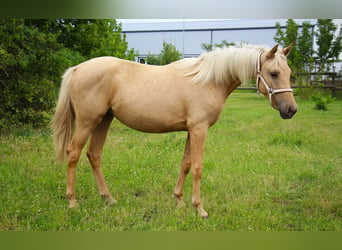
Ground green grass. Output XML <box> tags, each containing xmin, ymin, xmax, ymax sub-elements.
<box><xmin>0</xmin><ymin>92</ymin><xmax>341</xmax><ymax>231</ymax></box>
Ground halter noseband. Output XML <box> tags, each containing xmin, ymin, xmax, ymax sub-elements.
<box><xmin>256</xmin><ymin>51</ymin><xmax>293</xmax><ymax>105</ymax></box>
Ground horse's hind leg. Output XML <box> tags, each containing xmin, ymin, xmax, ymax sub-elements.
<box><xmin>174</xmin><ymin>133</ymin><xmax>191</xmax><ymax>208</ymax></box>
<box><xmin>87</xmin><ymin>111</ymin><xmax>116</xmax><ymax>206</ymax></box>
<box><xmin>66</xmin><ymin>122</ymin><xmax>94</xmax><ymax>208</ymax></box>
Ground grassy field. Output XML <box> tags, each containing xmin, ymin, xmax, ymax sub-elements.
<box><xmin>0</xmin><ymin>92</ymin><xmax>341</xmax><ymax>231</ymax></box>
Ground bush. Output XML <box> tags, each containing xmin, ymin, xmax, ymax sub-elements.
<box><xmin>1</xmin><ymin>19</ymin><xmax>135</xmax><ymax>130</ymax></box>
<box><xmin>146</xmin><ymin>42</ymin><xmax>182</xmax><ymax>65</ymax></box>
<box><xmin>310</xmin><ymin>93</ymin><xmax>334</xmax><ymax>111</ymax></box>
<box><xmin>0</xmin><ymin>19</ymin><xmax>85</xmax><ymax>130</ymax></box>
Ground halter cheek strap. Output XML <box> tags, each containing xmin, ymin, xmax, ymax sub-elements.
<box><xmin>256</xmin><ymin>51</ymin><xmax>293</xmax><ymax>105</ymax></box>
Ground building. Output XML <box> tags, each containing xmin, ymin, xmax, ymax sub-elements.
<box><xmin>119</xmin><ymin>19</ymin><xmax>315</xmax><ymax>63</ymax></box>
<box><xmin>119</xmin><ymin>19</ymin><xmax>342</xmax><ymax>91</ymax></box>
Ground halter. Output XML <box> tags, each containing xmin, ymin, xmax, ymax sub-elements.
<box><xmin>256</xmin><ymin>51</ymin><xmax>293</xmax><ymax>105</ymax></box>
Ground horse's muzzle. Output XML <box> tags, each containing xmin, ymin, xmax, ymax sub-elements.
<box><xmin>279</xmin><ymin>105</ymin><xmax>297</xmax><ymax>119</ymax></box>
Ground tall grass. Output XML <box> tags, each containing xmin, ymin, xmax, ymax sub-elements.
<box><xmin>0</xmin><ymin>92</ymin><xmax>341</xmax><ymax>231</ymax></box>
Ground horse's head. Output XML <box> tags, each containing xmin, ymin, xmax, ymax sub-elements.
<box><xmin>257</xmin><ymin>44</ymin><xmax>297</xmax><ymax>119</ymax></box>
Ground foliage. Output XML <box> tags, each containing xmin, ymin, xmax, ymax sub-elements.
<box><xmin>25</xmin><ymin>19</ymin><xmax>136</xmax><ymax>61</ymax></box>
<box><xmin>201</xmin><ymin>41</ymin><xmax>252</xmax><ymax>52</ymax></box>
<box><xmin>0</xmin><ymin>19</ymin><xmax>136</xmax><ymax>130</ymax></box>
<box><xmin>0</xmin><ymin>19</ymin><xmax>83</xmax><ymax>128</ymax></box>
<box><xmin>293</xmin><ymin>85</ymin><xmax>316</xmax><ymax>100</ymax></box>
<box><xmin>274</xmin><ymin>19</ymin><xmax>298</xmax><ymax>47</ymax></box>
<box><xmin>201</xmin><ymin>40</ymin><xmax>236</xmax><ymax>52</ymax></box>
<box><xmin>145</xmin><ymin>53</ymin><xmax>162</xmax><ymax>65</ymax></box>
<box><xmin>274</xmin><ymin>19</ymin><xmax>341</xmax><ymax>81</ymax></box>
<box><xmin>315</xmin><ymin>19</ymin><xmax>342</xmax><ymax>73</ymax></box>
<box><xmin>310</xmin><ymin>92</ymin><xmax>334</xmax><ymax>111</ymax></box>
<box><xmin>274</xmin><ymin>19</ymin><xmax>313</xmax><ymax>78</ymax></box>
<box><xmin>146</xmin><ymin>42</ymin><xmax>182</xmax><ymax>65</ymax></box>
<box><xmin>298</xmin><ymin>21</ymin><xmax>315</xmax><ymax>73</ymax></box>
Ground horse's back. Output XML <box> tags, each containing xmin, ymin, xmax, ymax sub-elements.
<box><xmin>72</xmin><ymin>56</ymin><xmax>129</xmax><ymax>82</ymax></box>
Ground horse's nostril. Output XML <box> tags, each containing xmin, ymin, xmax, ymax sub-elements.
<box><xmin>280</xmin><ymin>105</ymin><xmax>297</xmax><ymax>119</ymax></box>
<box><xmin>289</xmin><ymin>106</ymin><xmax>297</xmax><ymax>117</ymax></box>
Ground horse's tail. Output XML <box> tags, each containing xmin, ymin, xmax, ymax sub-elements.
<box><xmin>51</xmin><ymin>67</ymin><xmax>76</xmax><ymax>163</ymax></box>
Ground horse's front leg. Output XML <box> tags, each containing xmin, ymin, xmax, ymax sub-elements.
<box><xmin>174</xmin><ymin>133</ymin><xmax>191</xmax><ymax>208</ymax></box>
<box><xmin>189</xmin><ymin>124</ymin><xmax>209</xmax><ymax>218</ymax></box>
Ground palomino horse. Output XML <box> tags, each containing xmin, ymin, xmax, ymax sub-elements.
<box><xmin>51</xmin><ymin>44</ymin><xmax>297</xmax><ymax>218</ymax></box>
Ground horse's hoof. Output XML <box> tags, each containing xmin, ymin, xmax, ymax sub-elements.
<box><xmin>106</xmin><ymin>197</ymin><xmax>117</xmax><ymax>206</ymax></box>
<box><xmin>198</xmin><ymin>208</ymin><xmax>209</xmax><ymax>219</ymax></box>
<box><xmin>176</xmin><ymin>200</ymin><xmax>186</xmax><ymax>209</ymax></box>
<box><xmin>201</xmin><ymin>213</ymin><xmax>209</xmax><ymax>219</ymax></box>
<box><xmin>69</xmin><ymin>199</ymin><xmax>78</xmax><ymax>208</ymax></box>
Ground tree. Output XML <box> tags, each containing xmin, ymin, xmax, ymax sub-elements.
<box><xmin>146</xmin><ymin>42</ymin><xmax>182</xmax><ymax>65</ymax></box>
<box><xmin>201</xmin><ymin>40</ymin><xmax>236</xmax><ymax>52</ymax></box>
<box><xmin>0</xmin><ymin>19</ymin><xmax>136</xmax><ymax>129</ymax></box>
<box><xmin>25</xmin><ymin>19</ymin><xmax>136</xmax><ymax>60</ymax></box>
<box><xmin>315</xmin><ymin>19</ymin><xmax>342</xmax><ymax>73</ymax></box>
<box><xmin>274</xmin><ymin>19</ymin><xmax>304</xmax><ymax>78</ymax></box>
<box><xmin>274</xmin><ymin>19</ymin><xmax>341</xmax><ymax>77</ymax></box>
<box><xmin>274</xmin><ymin>19</ymin><xmax>298</xmax><ymax>48</ymax></box>
<box><xmin>298</xmin><ymin>21</ymin><xmax>314</xmax><ymax>73</ymax></box>
<box><xmin>0</xmin><ymin>19</ymin><xmax>83</xmax><ymax>128</ymax></box>
<box><xmin>145</xmin><ymin>53</ymin><xmax>162</xmax><ymax>65</ymax></box>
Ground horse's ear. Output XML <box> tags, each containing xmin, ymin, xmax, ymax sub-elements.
<box><xmin>267</xmin><ymin>44</ymin><xmax>279</xmax><ymax>59</ymax></box>
<box><xmin>283</xmin><ymin>42</ymin><xmax>294</xmax><ymax>57</ymax></box>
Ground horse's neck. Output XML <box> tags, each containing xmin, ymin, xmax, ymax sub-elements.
<box><xmin>225</xmin><ymin>79</ymin><xmax>243</xmax><ymax>98</ymax></box>
<box><xmin>210</xmin><ymin>79</ymin><xmax>241</xmax><ymax>103</ymax></box>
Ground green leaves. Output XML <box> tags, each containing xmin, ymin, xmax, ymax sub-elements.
<box><xmin>201</xmin><ymin>40</ymin><xmax>236</xmax><ymax>52</ymax></box>
<box><xmin>146</xmin><ymin>42</ymin><xmax>182</xmax><ymax>65</ymax></box>
<box><xmin>274</xmin><ymin>19</ymin><xmax>311</xmax><ymax>77</ymax></box>
<box><xmin>274</xmin><ymin>19</ymin><xmax>342</xmax><ymax>78</ymax></box>
<box><xmin>316</xmin><ymin>19</ymin><xmax>342</xmax><ymax>72</ymax></box>
<box><xmin>311</xmin><ymin>93</ymin><xmax>335</xmax><ymax>111</ymax></box>
<box><xmin>0</xmin><ymin>20</ymin><xmax>59</xmax><ymax>128</ymax></box>
<box><xmin>51</xmin><ymin>19</ymin><xmax>137</xmax><ymax>60</ymax></box>
<box><xmin>0</xmin><ymin>19</ymin><xmax>136</xmax><ymax>129</ymax></box>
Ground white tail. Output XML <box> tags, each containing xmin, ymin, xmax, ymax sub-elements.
<box><xmin>51</xmin><ymin>67</ymin><xmax>76</xmax><ymax>162</ymax></box>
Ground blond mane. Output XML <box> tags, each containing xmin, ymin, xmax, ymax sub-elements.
<box><xmin>172</xmin><ymin>45</ymin><xmax>269</xmax><ymax>86</ymax></box>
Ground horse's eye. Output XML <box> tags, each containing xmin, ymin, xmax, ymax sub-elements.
<box><xmin>270</xmin><ymin>72</ymin><xmax>279</xmax><ymax>78</ymax></box>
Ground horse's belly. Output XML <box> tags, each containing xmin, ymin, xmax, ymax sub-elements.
<box><xmin>112</xmin><ymin>105</ymin><xmax>188</xmax><ymax>133</ymax></box>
